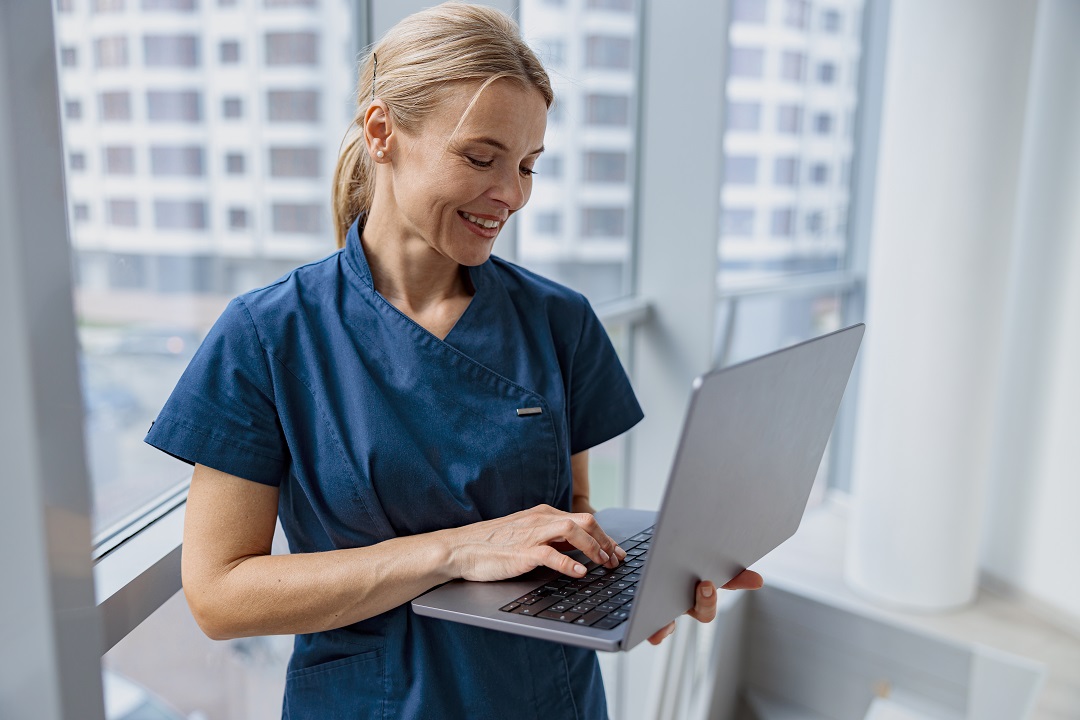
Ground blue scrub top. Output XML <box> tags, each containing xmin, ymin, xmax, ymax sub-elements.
<box><xmin>146</xmin><ymin>216</ymin><xmax>644</xmax><ymax>719</ymax></box>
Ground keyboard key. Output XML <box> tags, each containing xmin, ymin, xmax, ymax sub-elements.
<box><xmin>511</xmin><ymin>597</ymin><xmax>560</xmax><ymax>615</ymax></box>
<box><xmin>549</xmin><ymin>602</ymin><xmax>573</xmax><ymax>613</ymax></box>
<box><xmin>594</xmin><ymin>616</ymin><xmax>626</xmax><ymax>630</ymax></box>
<box><xmin>500</xmin><ymin>602</ymin><xmax>521</xmax><ymax>612</ymax></box>
<box><xmin>625</xmin><ymin>574</ymin><xmax>642</xmax><ymax>582</ymax></box>
<box><xmin>575</xmin><ymin>609</ymin><xmax>612</xmax><ymax>626</ymax></box>
<box><xmin>582</xmin><ymin>596</ymin><xmax>605</xmax><ymax>605</ymax></box>
<box><xmin>569</xmin><ymin>604</ymin><xmax>592</xmax><ymax>614</ymax></box>
<box><xmin>537</xmin><ymin>610</ymin><xmax>583</xmax><ymax>623</ymax></box>
<box><xmin>610</xmin><ymin>609</ymin><xmax>631</xmax><ymax>620</ymax></box>
<box><xmin>611</xmin><ymin>580</ymin><xmax>633</xmax><ymax>590</ymax></box>
<box><xmin>612</xmin><ymin>566</ymin><xmax>634</xmax><ymax>576</ymax></box>
<box><xmin>596</xmin><ymin>602</ymin><xmax>620</xmax><ymax>613</ymax></box>
<box><xmin>630</xmin><ymin>533</ymin><xmax>650</xmax><ymax>542</ymax></box>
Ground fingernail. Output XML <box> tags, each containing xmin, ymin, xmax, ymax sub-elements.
<box><xmin>701</xmin><ymin>585</ymin><xmax>713</xmax><ymax>598</ymax></box>
<box><xmin>615</xmin><ymin>546</ymin><xmax>626</xmax><ymax>559</ymax></box>
<box><xmin>574</xmin><ymin>564</ymin><xmax>586</xmax><ymax>575</ymax></box>
<box><xmin>600</xmin><ymin>550</ymin><xmax>610</xmax><ymax>563</ymax></box>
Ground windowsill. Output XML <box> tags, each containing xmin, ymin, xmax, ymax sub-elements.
<box><xmin>758</xmin><ymin>495</ymin><xmax>1080</xmax><ymax>719</ymax></box>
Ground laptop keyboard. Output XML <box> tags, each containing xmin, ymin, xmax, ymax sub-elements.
<box><xmin>498</xmin><ymin>526</ymin><xmax>653</xmax><ymax>631</ymax></box>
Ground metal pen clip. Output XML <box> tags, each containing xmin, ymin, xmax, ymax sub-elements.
<box><xmin>516</xmin><ymin>407</ymin><xmax>542</xmax><ymax>417</ymax></box>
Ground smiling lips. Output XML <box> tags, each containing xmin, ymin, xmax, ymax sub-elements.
<box><xmin>460</xmin><ymin>211</ymin><xmax>502</xmax><ymax>230</ymax></box>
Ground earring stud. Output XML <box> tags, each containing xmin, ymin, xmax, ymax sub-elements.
<box><xmin>376</xmin><ymin>150</ymin><xmax>384</xmax><ymax>159</ymax></box>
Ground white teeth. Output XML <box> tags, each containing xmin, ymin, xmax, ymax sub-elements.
<box><xmin>463</xmin><ymin>212</ymin><xmax>500</xmax><ymax>229</ymax></box>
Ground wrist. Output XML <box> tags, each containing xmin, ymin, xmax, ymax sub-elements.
<box><xmin>430</xmin><ymin>527</ymin><xmax>461</xmax><ymax>582</ymax></box>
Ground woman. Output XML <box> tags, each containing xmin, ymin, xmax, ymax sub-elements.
<box><xmin>146</xmin><ymin>4</ymin><xmax>761</xmax><ymax>718</ymax></box>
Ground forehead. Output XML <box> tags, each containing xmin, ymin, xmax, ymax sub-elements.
<box><xmin>430</xmin><ymin>79</ymin><xmax>548</xmax><ymax>151</ymax></box>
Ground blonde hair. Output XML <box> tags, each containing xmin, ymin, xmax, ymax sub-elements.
<box><xmin>332</xmin><ymin>3</ymin><xmax>554</xmax><ymax>248</ymax></box>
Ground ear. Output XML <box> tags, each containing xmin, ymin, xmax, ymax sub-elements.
<box><xmin>363</xmin><ymin>100</ymin><xmax>393</xmax><ymax>163</ymax></box>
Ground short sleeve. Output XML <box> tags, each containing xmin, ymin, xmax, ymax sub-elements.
<box><xmin>144</xmin><ymin>297</ymin><xmax>288</xmax><ymax>486</ymax></box>
<box><xmin>568</xmin><ymin>298</ymin><xmax>644</xmax><ymax>454</ymax></box>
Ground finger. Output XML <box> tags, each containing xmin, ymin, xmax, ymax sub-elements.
<box><xmin>543</xmin><ymin>518</ymin><xmax>614</xmax><ymax>567</ymax></box>
<box><xmin>568</xmin><ymin>512</ymin><xmax>623</xmax><ymax>567</ymax></box>
<box><xmin>533</xmin><ymin>544</ymin><xmax>588</xmax><ymax>578</ymax></box>
<box><xmin>647</xmin><ymin>621</ymin><xmax>676</xmax><ymax>645</ymax></box>
<box><xmin>721</xmin><ymin>569</ymin><xmax>763</xmax><ymax>591</ymax></box>
<box><xmin>686</xmin><ymin>582</ymin><xmax>717</xmax><ymax>622</ymax></box>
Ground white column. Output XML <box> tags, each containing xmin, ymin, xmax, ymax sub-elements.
<box><xmin>845</xmin><ymin>0</ymin><xmax>1040</xmax><ymax>609</ymax></box>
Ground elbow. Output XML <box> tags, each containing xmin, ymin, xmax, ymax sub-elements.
<box><xmin>182</xmin><ymin>574</ymin><xmax>244</xmax><ymax>641</ymax></box>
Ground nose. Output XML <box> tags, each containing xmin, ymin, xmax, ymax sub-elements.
<box><xmin>487</xmin><ymin>166</ymin><xmax>529</xmax><ymax>213</ymax></box>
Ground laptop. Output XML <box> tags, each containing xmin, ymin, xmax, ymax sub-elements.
<box><xmin>411</xmin><ymin>323</ymin><xmax>865</xmax><ymax>652</ymax></box>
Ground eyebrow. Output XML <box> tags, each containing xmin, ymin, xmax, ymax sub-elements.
<box><xmin>468</xmin><ymin>137</ymin><xmax>545</xmax><ymax>156</ymax></box>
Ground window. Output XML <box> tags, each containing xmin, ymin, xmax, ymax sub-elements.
<box><xmin>147</xmin><ymin>90</ymin><xmax>201</xmax><ymax>122</ymax></box>
<box><xmin>818</xmin><ymin>62</ymin><xmax>837</xmax><ymax>84</ymax></box>
<box><xmin>721</xmin><ymin>208</ymin><xmax>755</xmax><ymax>237</ymax></box>
<box><xmin>774</xmin><ymin>157</ymin><xmax>800</xmax><ymax>186</ymax></box>
<box><xmin>272</xmin><ymin>202</ymin><xmax>322</xmax><ymax>234</ymax></box>
<box><xmin>93</xmin><ymin>0</ymin><xmax>125</xmax><ymax>12</ymax></box>
<box><xmin>585</xmin><ymin>35</ymin><xmax>632</xmax><ymax>70</ymax></box>
<box><xmin>823</xmin><ymin>8</ymin><xmax>843</xmax><ymax>32</ymax></box>
<box><xmin>150</xmin><ymin>146</ymin><xmax>205</xmax><ymax>176</ymax></box>
<box><xmin>56</xmin><ymin>0</ymin><xmax>74</xmax><ymax>12</ymax></box>
<box><xmin>581</xmin><ymin>207</ymin><xmax>626</xmax><ymax>237</ymax></box>
<box><xmin>265</xmin><ymin>0</ymin><xmax>318</xmax><ymax>5</ymax></box>
<box><xmin>228</xmin><ymin>207</ymin><xmax>249</xmax><ymax>229</ymax></box>
<box><xmin>731</xmin><ymin>0</ymin><xmax>766</xmax><ymax>24</ymax></box>
<box><xmin>99</xmin><ymin>91</ymin><xmax>132</xmax><ymax>121</ymax></box>
<box><xmin>585</xmin><ymin>94</ymin><xmax>630</xmax><ymax>126</ymax></box>
<box><xmin>724</xmin><ymin>155</ymin><xmax>758</xmax><ymax>185</ymax></box>
<box><xmin>265</xmin><ymin>31</ymin><xmax>318</xmax><ymax>66</ymax></box>
<box><xmin>104</xmin><ymin>146</ymin><xmax>135</xmax><ymax>174</ymax></box>
<box><xmin>726</xmin><ymin>101</ymin><xmax>761</xmax><ymax>132</ymax></box>
<box><xmin>535</xmin><ymin>211</ymin><xmax>561</xmax><ymax>235</ymax></box>
<box><xmin>70</xmin><ymin>152</ymin><xmax>87</xmax><ymax>171</ymax></box>
<box><xmin>107</xmin><ymin>198</ymin><xmax>139</xmax><ymax>227</ymax></box>
<box><xmin>144</xmin><ymin>35</ymin><xmax>199</xmax><ymax>67</ymax></box>
<box><xmin>64</xmin><ymin>99</ymin><xmax>82</xmax><ymax>120</ymax></box>
<box><xmin>814</xmin><ymin>112</ymin><xmax>833</xmax><ymax>135</ymax></box>
<box><xmin>536</xmin><ymin>154</ymin><xmax>563</xmax><ymax>179</ymax></box>
<box><xmin>784</xmin><ymin>0</ymin><xmax>810</xmax><ymax>28</ymax></box>
<box><xmin>781</xmin><ymin>51</ymin><xmax>806</xmax><ymax>82</ymax></box>
<box><xmin>770</xmin><ymin>207</ymin><xmax>796</xmax><ymax>236</ymax></box>
<box><xmin>806</xmin><ymin>210</ymin><xmax>824</xmax><ymax>234</ymax></box>
<box><xmin>142</xmin><ymin>0</ymin><xmax>196</xmax><ymax>8</ymax></box>
<box><xmin>94</xmin><ymin>36</ymin><xmax>129</xmax><ymax>68</ymax></box>
<box><xmin>586</xmin><ymin>0</ymin><xmax>633</xmax><ymax>10</ymax></box>
<box><xmin>267</xmin><ymin>90</ymin><xmax>319</xmax><ymax>122</ymax></box>
<box><xmin>225</xmin><ymin>152</ymin><xmax>246</xmax><ymax>174</ymax></box>
<box><xmin>73</xmin><ymin>202</ymin><xmax>90</xmax><ymax>221</ymax></box>
<box><xmin>222</xmin><ymin>96</ymin><xmax>243</xmax><ymax>118</ymax></box>
<box><xmin>777</xmin><ymin>104</ymin><xmax>803</xmax><ymax>134</ymax></box>
<box><xmin>809</xmin><ymin>162</ymin><xmax>830</xmax><ymax>185</ymax></box>
<box><xmin>583</xmin><ymin>151</ymin><xmax>628</xmax><ymax>183</ymax></box>
<box><xmin>270</xmin><ymin>147</ymin><xmax>320</xmax><ymax>178</ymax></box>
<box><xmin>107</xmin><ymin>253</ymin><xmax>149</xmax><ymax>288</ymax></box>
<box><xmin>154</xmin><ymin>200</ymin><xmax>208</xmax><ymax>230</ymax></box>
<box><xmin>220</xmin><ymin>40</ymin><xmax>241</xmax><ymax>64</ymax></box>
<box><xmin>61</xmin><ymin>46</ymin><xmax>78</xmax><ymax>67</ymax></box>
<box><xmin>729</xmin><ymin>47</ymin><xmax>765</xmax><ymax>78</ymax></box>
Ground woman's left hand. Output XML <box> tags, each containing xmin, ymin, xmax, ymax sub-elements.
<box><xmin>646</xmin><ymin>569</ymin><xmax>764</xmax><ymax>646</ymax></box>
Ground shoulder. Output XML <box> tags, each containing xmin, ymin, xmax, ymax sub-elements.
<box><xmin>487</xmin><ymin>256</ymin><xmax>592</xmax><ymax>325</ymax></box>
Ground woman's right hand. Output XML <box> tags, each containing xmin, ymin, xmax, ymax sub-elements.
<box><xmin>442</xmin><ymin>504</ymin><xmax>626</xmax><ymax>583</ymax></box>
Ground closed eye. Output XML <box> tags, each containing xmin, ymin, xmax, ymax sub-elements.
<box><xmin>465</xmin><ymin>156</ymin><xmax>493</xmax><ymax>168</ymax></box>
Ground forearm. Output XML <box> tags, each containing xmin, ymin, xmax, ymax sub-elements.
<box><xmin>186</xmin><ymin>529</ymin><xmax>454</xmax><ymax>640</ymax></box>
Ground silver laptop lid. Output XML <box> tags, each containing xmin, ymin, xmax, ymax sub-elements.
<box><xmin>623</xmin><ymin>324</ymin><xmax>864</xmax><ymax>649</ymax></box>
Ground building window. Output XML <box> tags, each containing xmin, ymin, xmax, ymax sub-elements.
<box><xmin>222</xmin><ymin>96</ymin><xmax>243</xmax><ymax>118</ymax></box>
<box><xmin>809</xmin><ymin>162</ymin><xmax>830</xmax><ymax>185</ymax></box>
<box><xmin>774</xmin><ymin>157</ymin><xmax>800</xmax><ymax>186</ymax></box>
<box><xmin>581</xmin><ymin>207</ymin><xmax>626</xmax><ymax>237</ymax></box>
<box><xmin>56</xmin><ymin>0</ymin><xmax>75</xmax><ymax>13</ymax></box>
<box><xmin>93</xmin><ymin>0</ymin><xmax>125</xmax><ymax>12</ymax></box>
<box><xmin>726</xmin><ymin>101</ymin><xmax>761</xmax><ymax>132</ymax></box>
<box><xmin>61</xmin><ymin>46</ymin><xmax>78</xmax><ymax>67</ymax></box>
<box><xmin>583</xmin><ymin>151</ymin><xmax>628</xmax><ymax>183</ymax></box>
<box><xmin>780</xmin><ymin>51</ymin><xmax>806</xmax><ymax>83</ymax></box>
<box><xmin>267</xmin><ymin>90</ymin><xmax>319</xmax><ymax>122</ymax></box>
<box><xmin>107</xmin><ymin>199</ymin><xmax>139</xmax><ymax>227</ymax></box>
<box><xmin>770</xmin><ymin>207</ymin><xmax>796</xmax><ymax>236</ymax></box>
<box><xmin>144</xmin><ymin>35</ymin><xmax>199</xmax><ymax>67</ymax></box>
<box><xmin>220</xmin><ymin>40</ymin><xmax>241</xmax><ymax>64</ymax></box>
<box><xmin>147</xmin><ymin>90</ymin><xmax>201</xmax><ymax>122</ymax></box>
<box><xmin>806</xmin><ymin>211</ymin><xmax>825</xmax><ymax>234</ymax></box>
<box><xmin>94</xmin><ymin>36</ymin><xmax>129</xmax><ymax>68</ymax></box>
<box><xmin>729</xmin><ymin>47</ymin><xmax>765</xmax><ymax>79</ymax></box>
<box><xmin>784</xmin><ymin>0</ymin><xmax>810</xmax><ymax>28</ymax></box>
<box><xmin>534</xmin><ymin>39</ymin><xmax>565</xmax><ymax>68</ymax></box>
<box><xmin>154</xmin><ymin>199</ymin><xmax>208</xmax><ymax>230</ymax></box>
<box><xmin>536</xmin><ymin>154</ymin><xmax>563</xmax><ymax>179</ymax></box>
<box><xmin>721</xmin><ymin>208</ymin><xmax>755</xmax><ymax>237</ymax></box>
<box><xmin>777</xmin><ymin>104</ymin><xmax>803</xmax><ymax>134</ymax></box>
<box><xmin>817</xmin><ymin>62</ymin><xmax>837</xmax><ymax>84</ymax></box>
<box><xmin>822</xmin><ymin>8</ymin><xmax>843</xmax><ymax>33</ymax></box>
<box><xmin>228</xmin><ymin>207</ymin><xmax>248</xmax><ymax>229</ymax></box>
<box><xmin>150</xmin><ymin>146</ymin><xmax>205</xmax><ymax>176</ymax></box>
<box><xmin>269</xmin><ymin>147</ymin><xmax>320</xmax><ymax>178</ymax></box>
<box><xmin>535</xmin><ymin>211</ymin><xmax>561</xmax><ymax>235</ymax></box>
<box><xmin>724</xmin><ymin>155</ymin><xmax>758</xmax><ymax>185</ymax></box>
<box><xmin>265</xmin><ymin>31</ymin><xmax>318</xmax><ymax>66</ymax></box>
<box><xmin>104</xmin><ymin>146</ymin><xmax>135</xmax><ymax>174</ymax></box>
<box><xmin>69</xmin><ymin>152</ymin><xmax>87</xmax><ymax>171</ymax></box>
<box><xmin>265</xmin><ymin>0</ymin><xmax>317</xmax><ymax>5</ymax></box>
<box><xmin>813</xmin><ymin>112</ymin><xmax>833</xmax><ymax>135</ymax></box>
<box><xmin>585</xmin><ymin>93</ymin><xmax>630</xmax><ymax>126</ymax></box>
<box><xmin>272</xmin><ymin>202</ymin><xmax>323</xmax><ymax>234</ymax></box>
<box><xmin>99</xmin><ymin>91</ymin><xmax>132</xmax><ymax>121</ymax></box>
<box><xmin>225</xmin><ymin>152</ymin><xmax>245</xmax><ymax>175</ymax></box>
<box><xmin>585</xmin><ymin>35</ymin><xmax>632</xmax><ymax>70</ymax></box>
<box><xmin>586</xmin><ymin>0</ymin><xmax>633</xmax><ymax>11</ymax></box>
<box><xmin>108</xmin><ymin>253</ymin><xmax>148</xmax><ymax>289</ymax></box>
<box><xmin>731</xmin><ymin>0</ymin><xmax>766</xmax><ymax>23</ymax></box>
<box><xmin>73</xmin><ymin>203</ymin><xmax>90</xmax><ymax>222</ymax></box>
<box><xmin>142</xmin><ymin>0</ymin><xmax>196</xmax><ymax>9</ymax></box>
<box><xmin>64</xmin><ymin>99</ymin><xmax>82</xmax><ymax>120</ymax></box>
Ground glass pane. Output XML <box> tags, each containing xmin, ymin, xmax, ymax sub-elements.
<box><xmin>517</xmin><ymin>0</ymin><xmax>642</xmax><ymax>304</ymax></box>
<box><xmin>55</xmin><ymin>0</ymin><xmax>355</xmax><ymax>535</ymax></box>
<box><xmin>719</xmin><ymin>0</ymin><xmax>865</xmax><ymax>284</ymax></box>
